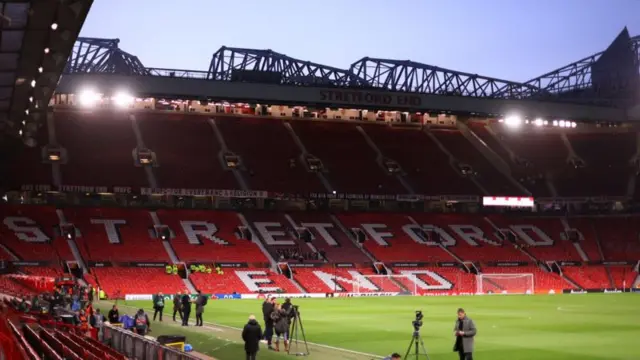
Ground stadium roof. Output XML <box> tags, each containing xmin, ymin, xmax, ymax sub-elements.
<box><xmin>63</xmin><ymin>28</ymin><xmax>639</xmax><ymax>110</ymax></box>
<box><xmin>0</xmin><ymin>0</ymin><xmax>92</xmax><ymax>142</ymax></box>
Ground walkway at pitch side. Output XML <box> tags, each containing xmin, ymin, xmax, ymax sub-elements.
<box><xmin>98</xmin><ymin>300</ymin><xmax>381</xmax><ymax>360</ymax></box>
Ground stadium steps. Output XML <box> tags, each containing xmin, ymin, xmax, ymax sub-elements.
<box><xmin>0</xmin><ymin>244</ymin><xmax>19</xmax><ymax>261</ymax></box>
<box><xmin>560</xmin><ymin>273</ymin><xmax>583</xmax><ymax>290</ymax></box>
<box><xmin>130</xmin><ymin>114</ymin><xmax>159</xmax><ymax>188</ymax></box>
<box><xmin>283</xmin><ymin>121</ymin><xmax>335</xmax><ymax>193</ymax></box>
<box><xmin>235</xmin><ymin>213</ymin><xmax>278</xmax><ymax>269</ymax></box>
<box><xmin>482</xmin><ymin>217</ymin><xmax>541</xmax><ymax>263</ymax></box>
<box><xmin>209</xmin><ymin>118</ymin><xmax>250</xmax><ymax>191</ymax></box>
<box><xmin>46</xmin><ymin>113</ymin><xmax>64</xmax><ymax>189</ymax></box>
<box><xmin>56</xmin><ymin>209</ymin><xmax>89</xmax><ymax>272</ymax></box>
<box><xmin>423</xmin><ymin>128</ymin><xmax>488</xmax><ymax>195</ymax></box>
<box><xmin>406</xmin><ymin>215</ymin><xmax>465</xmax><ymax>264</ymax></box>
<box><xmin>329</xmin><ymin>214</ymin><xmax>378</xmax><ymax>262</ymax></box>
<box><xmin>356</xmin><ymin>125</ymin><xmax>415</xmax><ymax>194</ymax></box>
<box><xmin>559</xmin><ymin>218</ymin><xmax>589</xmax><ymax>261</ymax></box>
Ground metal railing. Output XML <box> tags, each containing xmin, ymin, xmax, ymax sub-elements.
<box><xmin>100</xmin><ymin>323</ymin><xmax>201</xmax><ymax>360</ymax></box>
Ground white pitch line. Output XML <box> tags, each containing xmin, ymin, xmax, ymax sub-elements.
<box><xmin>108</xmin><ymin>301</ymin><xmax>384</xmax><ymax>359</ymax></box>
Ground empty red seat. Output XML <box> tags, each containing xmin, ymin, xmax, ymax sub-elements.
<box><xmin>92</xmin><ymin>267</ymin><xmax>186</xmax><ymax>297</ymax></box>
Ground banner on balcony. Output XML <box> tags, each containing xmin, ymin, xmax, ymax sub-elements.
<box><xmin>141</xmin><ymin>188</ymin><xmax>268</xmax><ymax>198</ymax></box>
<box><xmin>559</xmin><ymin>261</ymin><xmax>582</xmax><ymax>266</ymax></box>
<box><xmin>288</xmin><ymin>263</ymin><xmax>323</xmax><ymax>268</ymax></box>
<box><xmin>129</xmin><ymin>262</ymin><xmax>168</xmax><ymax>268</ymax></box>
<box><xmin>391</xmin><ymin>262</ymin><xmax>428</xmax><ymax>267</ymax></box>
<box><xmin>489</xmin><ymin>261</ymin><xmax>528</xmax><ymax>267</ymax></box>
<box><xmin>215</xmin><ymin>263</ymin><xmax>249</xmax><ymax>268</ymax></box>
<box><xmin>10</xmin><ymin>261</ymin><xmax>49</xmax><ymax>267</ymax></box>
<box><xmin>309</xmin><ymin>192</ymin><xmax>480</xmax><ymax>202</ymax></box>
<box><xmin>437</xmin><ymin>262</ymin><xmax>458</xmax><ymax>267</ymax></box>
<box><xmin>87</xmin><ymin>261</ymin><xmax>112</xmax><ymax>267</ymax></box>
<box><xmin>335</xmin><ymin>263</ymin><xmax>355</xmax><ymax>268</ymax></box>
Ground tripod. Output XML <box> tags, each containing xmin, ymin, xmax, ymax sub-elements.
<box><xmin>403</xmin><ymin>330</ymin><xmax>430</xmax><ymax>360</ymax></box>
<box><xmin>287</xmin><ymin>307</ymin><xmax>310</xmax><ymax>356</ymax></box>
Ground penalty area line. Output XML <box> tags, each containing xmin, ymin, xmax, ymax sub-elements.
<box><xmin>108</xmin><ymin>300</ymin><xmax>384</xmax><ymax>359</ymax></box>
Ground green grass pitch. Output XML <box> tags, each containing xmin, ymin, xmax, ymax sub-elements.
<box><xmin>111</xmin><ymin>294</ymin><xmax>638</xmax><ymax>360</ymax></box>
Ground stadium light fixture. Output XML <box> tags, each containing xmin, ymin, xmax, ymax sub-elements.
<box><xmin>44</xmin><ymin>48</ymin><xmax>50</xmax><ymax>54</ymax></box>
<box><xmin>559</xmin><ymin>120</ymin><xmax>566</xmax><ymax>128</ymax></box>
<box><xmin>38</xmin><ymin>67</ymin><xmax>43</xmax><ymax>73</ymax></box>
<box><xmin>78</xmin><ymin>89</ymin><xmax>101</xmax><ymax>108</ymax></box>
<box><xmin>113</xmin><ymin>91</ymin><xmax>134</xmax><ymax>108</ymax></box>
<box><xmin>51</xmin><ymin>23</ymin><xmax>58</xmax><ymax>30</ymax></box>
<box><xmin>552</xmin><ymin>120</ymin><xmax>558</xmax><ymax>127</ymax></box>
<box><xmin>533</xmin><ymin>118</ymin><xmax>544</xmax><ymax>127</ymax></box>
<box><xmin>18</xmin><ymin>129</ymin><xmax>22</xmax><ymax>136</ymax></box>
<box><xmin>28</xmin><ymin>96</ymin><xmax>33</xmax><ymax>103</ymax></box>
<box><xmin>504</xmin><ymin>115</ymin><xmax>522</xmax><ymax>128</ymax></box>
<box><xmin>30</xmin><ymin>79</ymin><xmax>36</xmax><ymax>87</ymax></box>
<box><xmin>571</xmin><ymin>122</ymin><xmax>577</xmax><ymax>128</ymax></box>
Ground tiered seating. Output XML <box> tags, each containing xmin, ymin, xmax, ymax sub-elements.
<box><xmin>336</xmin><ymin>212</ymin><xmax>457</xmax><ymax>262</ymax></box>
<box><xmin>137</xmin><ymin>113</ymin><xmax>238</xmax><ymax>190</ymax></box>
<box><xmin>54</xmin><ymin>111</ymin><xmax>147</xmax><ymax>188</ymax></box>
<box><xmin>432</xmin><ymin>129</ymin><xmax>523</xmax><ymax>195</ymax></box>
<box><xmin>0</xmin><ymin>125</ymin><xmax>50</xmax><ymax>190</ymax></box>
<box><xmin>564</xmin><ymin>218</ymin><xmax>602</xmax><ymax>261</ymax></box>
<box><xmin>467</xmin><ymin>122</ymin><xmax>513</xmax><ymax>164</ymax></box>
<box><xmin>565</xmin><ymin>132</ymin><xmax>635</xmax><ymax>197</ymax></box>
<box><xmin>244</xmin><ymin>211</ymin><xmax>323</xmax><ymax>264</ymax></box>
<box><xmin>0</xmin><ymin>276</ymin><xmax>35</xmax><ymax>297</ymax></box>
<box><xmin>391</xmin><ymin>266</ymin><xmax>476</xmax><ymax>294</ymax></box>
<box><xmin>609</xmin><ymin>267</ymin><xmax>638</xmax><ymax>289</ymax></box>
<box><xmin>0</xmin><ymin>205</ymin><xmax>73</xmax><ymax>261</ymax></box>
<box><xmin>363</xmin><ymin>124</ymin><xmax>478</xmax><ymax>195</ymax></box>
<box><xmin>410</xmin><ymin>213</ymin><xmax>530</xmax><ymax>262</ymax></box>
<box><xmin>562</xmin><ymin>266</ymin><xmax>610</xmax><ymax>289</ymax></box>
<box><xmin>54</xmin><ymin>330</ymin><xmax>102</xmax><ymax>360</ymax></box>
<box><xmin>499</xmin><ymin>130</ymin><xmax>568</xmax><ymax>197</ymax></box>
<box><xmin>286</xmin><ymin>212</ymin><xmax>370</xmax><ymax>263</ymax></box>
<box><xmin>65</xmin><ymin>330</ymin><xmax>127</xmax><ymax>360</ymax></box>
<box><xmin>39</xmin><ymin>327</ymin><xmax>83</xmax><ymax>360</ymax></box>
<box><xmin>155</xmin><ymin>209</ymin><xmax>268</xmax><ymax>263</ymax></box>
<box><xmin>291</xmin><ymin>121</ymin><xmax>405</xmax><ymax>194</ymax></box>
<box><xmin>19</xmin><ymin>267</ymin><xmax>62</xmax><ymax>278</ymax></box>
<box><xmin>63</xmin><ymin>207</ymin><xmax>169</xmax><ymax>262</ymax></box>
<box><xmin>292</xmin><ymin>267</ymin><xmax>400</xmax><ymax>293</ymax></box>
<box><xmin>92</xmin><ymin>268</ymin><xmax>186</xmax><ymax>296</ymax></box>
<box><xmin>480</xmin><ymin>266</ymin><xmax>570</xmax><ymax>293</ymax></box>
<box><xmin>487</xmin><ymin>215</ymin><xmax>581</xmax><ymax>260</ymax></box>
<box><xmin>23</xmin><ymin>324</ymin><xmax>63</xmax><ymax>360</ymax></box>
<box><xmin>2</xmin><ymin>316</ymin><xmax>38</xmax><ymax>360</ymax></box>
<box><xmin>592</xmin><ymin>217</ymin><xmax>640</xmax><ymax>260</ymax></box>
<box><xmin>216</xmin><ymin>117</ymin><xmax>325</xmax><ymax>194</ymax></box>
<box><xmin>189</xmin><ymin>268</ymin><xmax>299</xmax><ymax>294</ymax></box>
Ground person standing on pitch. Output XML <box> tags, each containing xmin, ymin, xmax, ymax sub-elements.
<box><xmin>181</xmin><ymin>290</ymin><xmax>192</xmax><ymax>326</ymax></box>
<box><xmin>242</xmin><ymin>314</ymin><xmax>263</xmax><ymax>360</ymax></box>
<box><xmin>194</xmin><ymin>290</ymin><xmax>207</xmax><ymax>326</ymax></box>
<box><xmin>172</xmin><ymin>292</ymin><xmax>182</xmax><ymax>322</ymax></box>
<box><xmin>261</xmin><ymin>296</ymin><xmax>276</xmax><ymax>350</ymax></box>
<box><xmin>152</xmin><ymin>292</ymin><xmax>164</xmax><ymax>321</ymax></box>
<box><xmin>453</xmin><ymin>308</ymin><xmax>477</xmax><ymax>360</ymax></box>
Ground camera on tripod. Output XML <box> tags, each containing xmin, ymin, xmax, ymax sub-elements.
<box><xmin>412</xmin><ymin>310</ymin><xmax>423</xmax><ymax>332</ymax></box>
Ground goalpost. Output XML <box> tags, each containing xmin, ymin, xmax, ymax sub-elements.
<box><xmin>353</xmin><ymin>274</ymin><xmax>419</xmax><ymax>295</ymax></box>
<box><xmin>476</xmin><ymin>273</ymin><xmax>534</xmax><ymax>295</ymax></box>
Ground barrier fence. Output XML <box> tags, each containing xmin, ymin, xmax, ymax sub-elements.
<box><xmin>101</xmin><ymin>323</ymin><xmax>201</xmax><ymax>360</ymax></box>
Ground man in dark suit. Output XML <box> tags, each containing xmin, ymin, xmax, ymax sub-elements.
<box><xmin>453</xmin><ymin>308</ymin><xmax>477</xmax><ymax>360</ymax></box>
<box><xmin>172</xmin><ymin>292</ymin><xmax>182</xmax><ymax>322</ymax></box>
<box><xmin>242</xmin><ymin>315</ymin><xmax>263</xmax><ymax>360</ymax></box>
<box><xmin>181</xmin><ymin>291</ymin><xmax>192</xmax><ymax>326</ymax></box>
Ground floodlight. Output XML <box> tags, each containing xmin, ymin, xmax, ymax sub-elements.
<box><xmin>504</xmin><ymin>115</ymin><xmax>522</xmax><ymax>128</ymax></box>
<box><xmin>559</xmin><ymin>120</ymin><xmax>566</xmax><ymax>127</ymax></box>
<box><xmin>533</xmin><ymin>118</ymin><xmax>544</xmax><ymax>127</ymax></box>
<box><xmin>78</xmin><ymin>89</ymin><xmax>100</xmax><ymax>107</ymax></box>
<box><xmin>38</xmin><ymin>67</ymin><xmax>43</xmax><ymax>73</ymax></box>
<box><xmin>51</xmin><ymin>23</ymin><xmax>58</xmax><ymax>30</ymax></box>
<box><xmin>571</xmin><ymin>122</ymin><xmax>577</xmax><ymax>128</ymax></box>
<box><xmin>552</xmin><ymin>120</ymin><xmax>558</xmax><ymax>127</ymax></box>
<box><xmin>44</xmin><ymin>48</ymin><xmax>50</xmax><ymax>54</ymax></box>
<box><xmin>113</xmin><ymin>91</ymin><xmax>134</xmax><ymax>108</ymax></box>
<box><xmin>29</xmin><ymin>96</ymin><xmax>33</xmax><ymax>102</ymax></box>
<box><xmin>30</xmin><ymin>79</ymin><xmax>36</xmax><ymax>87</ymax></box>
<box><xmin>18</xmin><ymin>129</ymin><xmax>22</xmax><ymax>136</ymax></box>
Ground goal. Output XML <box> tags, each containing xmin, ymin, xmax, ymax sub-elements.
<box><xmin>476</xmin><ymin>273</ymin><xmax>534</xmax><ymax>295</ymax></box>
<box><xmin>353</xmin><ymin>274</ymin><xmax>419</xmax><ymax>295</ymax></box>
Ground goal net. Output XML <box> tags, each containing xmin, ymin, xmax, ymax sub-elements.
<box><xmin>476</xmin><ymin>273</ymin><xmax>534</xmax><ymax>295</ymax></box>
<box><xmin>353</xmin><ymin>274</ymin><xmax>418</xmax><ymax>295</ymax></box>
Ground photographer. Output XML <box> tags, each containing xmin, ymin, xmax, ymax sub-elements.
<box><xmin>271</xmin><ymin>303</ymin><xmax>291</xmax><ymax>352</ymax></box>
<box><xmin>453</xmin><ymin>308</ymin><xmax>476</xmax><ymax>360</ymax></box>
